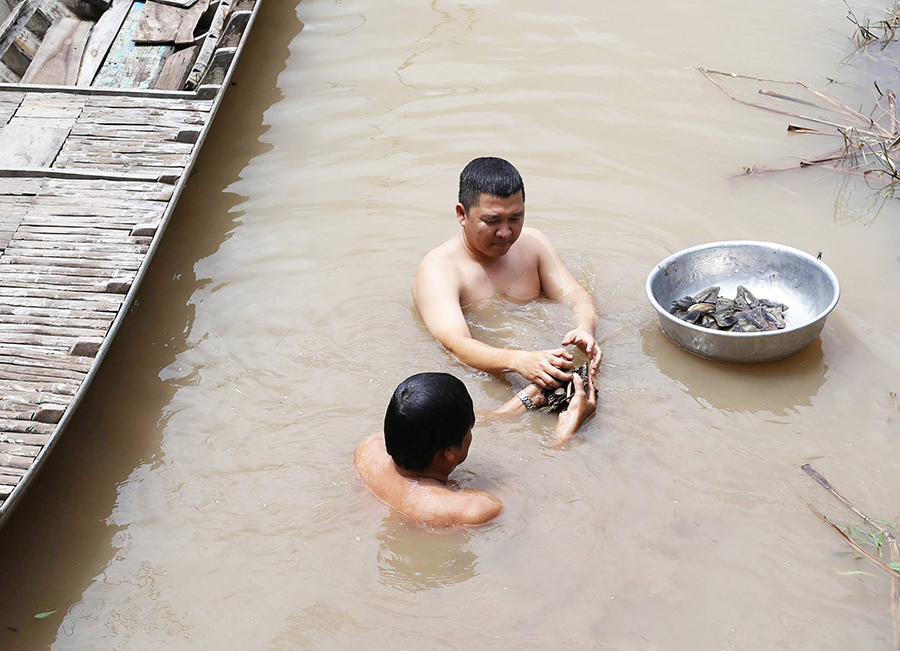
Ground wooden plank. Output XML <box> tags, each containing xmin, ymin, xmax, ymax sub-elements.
<box><xmin>0</xmin><ymin>285</ymin><xmax>127</xmax><ymax>302</ymax></box>
<box><xmin>57</xmin><ymin>137</ymin><xmax>193</xmax><ymax>153</ymax></box>
<box><xmin>12</xmin><ymin>231</ymin><xmax>152</xmax><ymax>244</ymax></box>
<box><xmin>77</xmin><ymin>105</ymin><xmax>204</xmax><ymax>126</ymax></box>
<box><xmin>0</xmin><ymin>345</ymin><xmax>94</xmax><ymax>368</ymax></box>
<box><xmin>69</xmin><ymin>122</ymin><xmax>185</xmax><ymax>141</ymax></box>
<box><xmin>0</xmin><ymin>302</ymin><xmax>120</xmax><ymax>320</ymax></box>
<box><xmin>154</xmin><ymin>43</ymin><xmax>197</xmax><ymax>90</ymax></box>
<box><xmin>0</xmin><ymin>441</ymin><xmax>43</xmax><ymax>457</ymax></box>
<box><xmin>0</xmin><ymin>124</ymin><xmax>69</xmax><ymax>167</ymax></box>
<box><xmin>0</xmin><ymin>312</ymin><xmax>112</xmax><ymax>329</ymax></box>
<box><xmin>0</xmin><ymin>454</ymin><xmax>32</xmax><ymax>469</ymax></box>
<box><xmin>7</xmin><ymin>115</ymin><xmax>77</xmax><ymax>128</ymax></box>
<box><xmin>0</xmin><ymin>91</ymin><xmax>21</xmax><ymax>124</ymax></box>
<box><xmin>0</xmin><ymin>177</ymin><xmax>41</xmax><ymax>195</ymax></box>
<box><xmin>54</xmin><ymin>162</ymin><xmax>182</xmax><ymax>176</ymax></box>
<box><xmin>0</xmin><ymin>359</ymin><xmax>87</xmax><ymax>379</ymax></box>
<box><xmin>77</xmin><ymin>0</ymin><xmax>133</xmax><ymax>86</ymax></box>
<box><xmin>0</xmin><ymin>464</ymin><xmax>26</xmax><ymax>476</ymax></box>
<box><xmin>21</xmin><ymin>18</ymin><xmax>93</xmax><ymax>86</ymax></box>
<box><xmin>0</xmin><ymin>255</ymin><xmax>142</xmax><ymax>272</ymax></box>
<box><xmin>16</xmin><ymin>225</ymin><xmax>140</xmax><ymax>236</ymax></box>
<box><xmin>92</xmin><ymin>1</ymin><xmax>173</xmax><ymax>89</ymax></box>
<box><xmin>29</xmin><ymin>195</ymin><xmax>167</xmax><ymax>210</ymax></box>
<box><xmin>134</xmin><ymin>0</ymin><xmax>207</xmax><ymax>44</ymax></box>
<box><xmin>0</xmin><ymin>422</ymin><xmax>55</xmax><ymax>438</ymax></box>
<box><xmin>8</xmin><ymin>239</ymin><xmax>150</xmax><ymax>252</ymax></box>
<box><xmin>84</xmin><ymin>94</ymin><xmax>211</xmax><ymax>110</ymax></box>
<box><xmin>55</xmin><ymin>152</ymin><xmax>189</xmax><ymax>167</ymax></box>
<box><xmin>186</xmin><ymin>0</ymin><xmax>231</xmax><ymax>88</ymax></box>
<box><xmin>14</xmin><ymin>94</ymin><xmax>85</xmax><ymax>118</ymax></box>
<box><xmin>0</xmin><ymin>0</ymin><xmax>42</xmax><ymax>65</ymax></box>
<box><xmin>0</xmin><ymin>473</ymin><xmax>22</xmax><ymax>485</ymax></box>
<box><xmin>151</xmin><ymin>0</ymin><xmax>199</xmax><ymax>9</ymax></box>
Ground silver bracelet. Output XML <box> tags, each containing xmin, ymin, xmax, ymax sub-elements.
<box><xmin>516</xmin><ymin>389</ymin><xmax>536</xmax><ymax>410</ymax></box>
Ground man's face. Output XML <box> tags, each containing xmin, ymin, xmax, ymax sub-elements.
<box><xmin>457</xmin><ymin>191</ymin><xmax>525</xmax><ymax>259</ymax></box>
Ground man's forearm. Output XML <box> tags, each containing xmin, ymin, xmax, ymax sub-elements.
<box><xmin>569</xmin><ymin>290</ymin><xmax>597</xmax><ymax>333</ymax></box>
<box><xmin>445</xmin><ymin>336</ymin><xmax>521</xmax><ymax>375</ymax></box>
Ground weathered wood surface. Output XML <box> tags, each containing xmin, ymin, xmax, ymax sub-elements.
<box><xmin>76</xmin><ymin>0</ymin><xmax>133</xmax><ymax>86</ymax></box>
<box><xmin>154</xmin><ymin>43</ymin><xmax>197</xmax><ymax>90</ymax></box>
<box><xmin>0</xmin><ymin>0</ymin><xmax>256</xmax><ymax>514</ymax></box>
<box><xmin>134</xmin><ymin>0</ymin><xmax>208</xmax><ymax>44</ymax></box>
<box><xmin>0</xmin><ymin>0</ymin><xmax>42</xmax><ymax>65</ymax></box>
<box><xmin>186</xmin><ymin>0</ymin><xmax>231</xmax><ymax>88</ymax></box>
<box><xmin>0</xmin><ymin>123</ymin><xmax>69</xmax><ymax>167</ymax></box>
<box><xmin>92</xmin><ymin>1</ymin><xmax>172</xmax><ymax>88</ymax></box>
<box><xmin>21</xmin><ymin>18</ymin><xmax>93</xmax><ymax>86</ymax></box>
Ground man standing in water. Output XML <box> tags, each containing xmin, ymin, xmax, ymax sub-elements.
<box><xmin>414</xmin><ymin>157</ymin><xmax>601</xmax><ymax>391</ymax></box>
<box><xmin>355</xmin><ymin>371</ymin><xmax>596</xmax><ymax>527</ymax></box>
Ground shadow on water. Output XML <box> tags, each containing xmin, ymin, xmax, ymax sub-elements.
<box><xmin>0</xmin><ymin>1</ymin><xmax>303</xmax><ymax>647</ymax></box>
<box><xmin>375</xmin><ymin>516</ymin><xmax>478</xmax><ymax>592</ymax></box>
<box><xmin>642</xmin><ymin>326</ymin><xmax>828</xmax><ymax>415</ymax></box>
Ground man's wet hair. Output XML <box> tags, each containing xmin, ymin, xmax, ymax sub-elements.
<box><xmin>458</xmin><ymin>157</ymin><xmax>525</xmax><ymax>212</ymax></box>
<box><xmin>384</xmin><ymin>373</ymin><xmax>475</xmax><ymax>471</ymax></box>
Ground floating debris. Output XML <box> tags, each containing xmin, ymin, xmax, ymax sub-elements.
<box><xmin>670</xmin><ymin>286</ymin><xmax>789</xmax><ymax>332</ymax></box>
<box><xmin>540</xmin><ymin>362</ymin><xmax>597</xmax><ymax>413</ymax></box>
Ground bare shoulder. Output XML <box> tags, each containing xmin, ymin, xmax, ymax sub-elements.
<box><xmin>414</xmin><ymin>237</ymin><xmax>465</xmax><ymax>296</ymax></box>
<box><xmin>519</xmin><ymin>226</ymin><xmax>557</xmax><ymax>251</ymax></box>
<box><xmin>354</xmin><ymin>433</ymin><xmax>388</xmax><ymax>480</ymax></box>
<box><xmin>454</xmin><ymin>490</ymin><xmax>504</xmax><ymax>526</ymax></box>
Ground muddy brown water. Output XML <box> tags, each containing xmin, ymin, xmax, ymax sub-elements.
<box><xmin>2</xmin><ymin>0</ymin><xmax>900</xmax><ymax>648</ymax></box>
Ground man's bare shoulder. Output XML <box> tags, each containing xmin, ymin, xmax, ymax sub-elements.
<box><xmin>518</xmin><ymin>226</ymin><xmax>556</xmax><ymax>250</ymax></box>
<box><xmin>418</xmin><ymin>235</ymin><xmax>465</xmax><ymax>272</ymax></box>
<box><xmin>414</xmin><ymin>236</ymin><xmax>466</xmax><ymax>299</ymax></box>
<box><xmin>410</xmin><ymin>484</ymin><xmax>503</xmax><ymax>528</ymax></box>
<box><xmin>354</xmin><ymin>433</ymin><xmax>502</xmax><ymax>528</ymax></box>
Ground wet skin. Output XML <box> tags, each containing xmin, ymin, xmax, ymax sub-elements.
<box><xmin>413</xmin><ymin>191</ymin><xmax>602</xmax><ymax>389</ymax></box>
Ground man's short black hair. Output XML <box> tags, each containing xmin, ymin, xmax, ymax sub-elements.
<box><xmin>384</xmin><ymin>373</ymin><xmax>475</xmax><ymax>471</ymax></box>
<box><xmin>458</xmin><ymin>157</ymin><xmax>525</xmax><ymax>212</ymax></box>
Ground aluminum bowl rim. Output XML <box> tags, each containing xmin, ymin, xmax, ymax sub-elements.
<box><xmin>645</xmin><ymin>240</ymin><xmax>841</xmax><ymax>339</ymax></box>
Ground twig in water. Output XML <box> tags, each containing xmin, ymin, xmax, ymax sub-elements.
<box><xmin>802</xmin><ymin>464</ymin><xmax>900</xmax><ymax>650</ymax></box>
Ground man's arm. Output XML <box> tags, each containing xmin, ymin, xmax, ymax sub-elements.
<box><xmin>414</xmin><ymin>257</ymin><xmax>573</xmax><ymax>388</ymax></box>
<box><xmin>530</xmin><ymin>229</ymin><xmax>603</xmax><ymax>372</ymax></box>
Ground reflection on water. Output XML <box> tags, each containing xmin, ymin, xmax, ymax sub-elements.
<box><xmin>376</xmin><ymin>517</ymin><xmax>478</xmax><ymax>592</ymax></box>
<box><xmin>642</xmin><ymin>326</ymin><xmax>828</xmax><ymax>415</ymax></box>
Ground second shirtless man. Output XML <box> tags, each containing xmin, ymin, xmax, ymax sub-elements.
<box><xmin>414</xmin><ymin>157</ymin><xmax>601</xmax><ymax>390</ymax></box>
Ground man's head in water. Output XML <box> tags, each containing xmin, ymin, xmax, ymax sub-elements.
<box><xmin>456</xmin><ymin>157</ymin><xmax>526</xmax><ymax>260</ymax></box>
<box><xmin>384</xmin><ymin>372</ymin><xmax>475</xmax><ymax>476</ymax></box>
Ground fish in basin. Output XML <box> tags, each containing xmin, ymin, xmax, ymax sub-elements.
<box><xmin>670</xmin><ymin>286</ymin><xmax>789</xmax><ymax>333</ymax></box>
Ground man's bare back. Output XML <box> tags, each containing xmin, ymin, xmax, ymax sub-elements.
<box><xmin>354</xmin><ymin>433</ymin><xmax>502</xmax><ymax>528</ymax></box>
<box><xmin>414</xmin><ymin>158</ymin><xmax>602</xmax><ymax>389</ymax></box>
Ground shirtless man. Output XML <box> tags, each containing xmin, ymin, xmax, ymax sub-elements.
<box><xmin>414</xmin><ymin>157</ymin><xmax>602</xmax><ymax>391</ymax></box>
<box><xmin>355</xmin><ymin>371</ymin><xmax>596</xmax><ymax>527</ymax></box>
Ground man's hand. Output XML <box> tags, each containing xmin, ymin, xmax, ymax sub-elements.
<box><xmin>514</xmin><ymin>348</ymin><xmax>574</xmax><ymax>389</ymax></box>
<box><xmin>555</xmin><ymin>371</ymin><xmax>597</xmax><ymax>443</ymax></box>
<box><xmin>562</xmin><ymin>329</ymin><xmax>602</xmax><ymax>373</ymax></box>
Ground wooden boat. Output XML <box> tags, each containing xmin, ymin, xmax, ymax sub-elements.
<box><xmin>0</xmin><ymin>0</ymin><xmax>261</xmax><ymax>525</ymax></box>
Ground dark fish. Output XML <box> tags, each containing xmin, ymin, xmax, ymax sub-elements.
<box><xmin>686</xmin><ymin>302</ymin><xmax>716</xmax><ymax>314</ymax></box>
<box><xmin>736</xmin><ymin>285</ymin><xmax>759</xmax><ymax>310</ymax></box>
<box><xmin>671</xmin><ymin>296</ymin><xmax>696</xmax><ymax>310</ymax></box>
<box><xmin>539</xmin><ymin>362</ymin><xmax>596</xmax><ymax>414</ymax></box>
<box><xmin>693</xmin><ymin>286</ymin><xmax>720</xmax><ymax>304</ymax></box>
<box><xmin>746</xmin><ymin>306</ymin><xmax>772</xmax><ymax>330</ymax></box>
<box><xmin>762</xmin><ymin>306</ymin><xmax>786</xmax><ymax>329</ymax></box>
<box><xmin>713</xmin><ymin>311</ymin><xmax>737</xmax><ymax>328</ymax></box>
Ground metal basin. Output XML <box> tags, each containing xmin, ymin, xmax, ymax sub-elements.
<box><xmin>646</xmin><ymin>241</ymin><xmax>840</xmax><ymax>364</ymax></box>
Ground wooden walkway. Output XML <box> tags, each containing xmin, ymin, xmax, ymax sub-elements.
<box><xmin>0</xmin><ymin>0</ymin><xmax>260</xmax><ymax>523</ymax></box>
